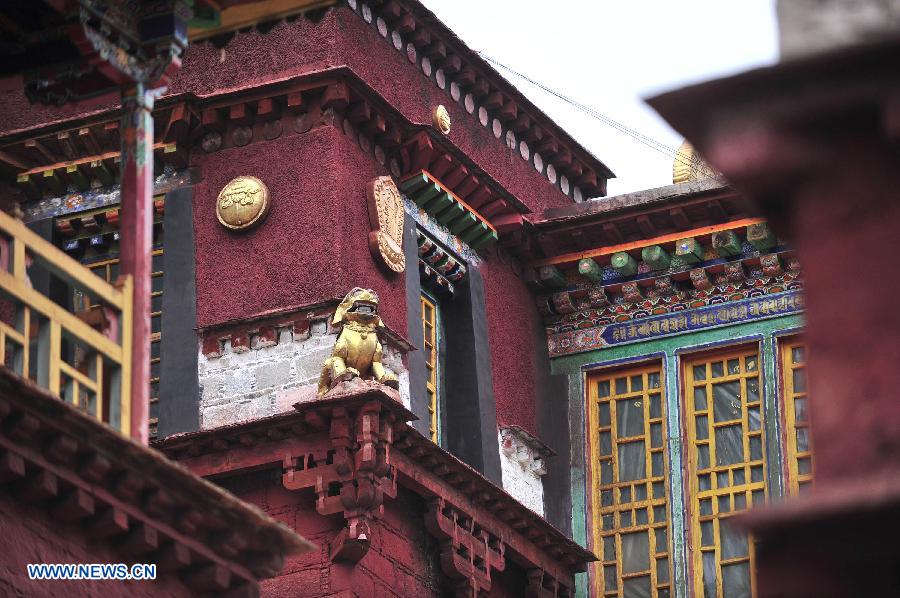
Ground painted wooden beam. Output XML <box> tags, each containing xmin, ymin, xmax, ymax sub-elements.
<box><xmin>641</xmin><ymin>245</ymin><xmax>671</xmax><ymax>270</ymax></box>
<box><xmin>675</xmin><ymin>237</ymin><xmax>704</xmax><ymax>263</ymax></box>
<box><xmin>712</xmin><ymin>230</ymin><xmax>742</xmax><ymax>256</ymax></box>
<box><xmin>537</xmin><ymin>265</ymin><xmax>566</xmax><ymax>289</ymax></box>
<box><xmin>610</xmin><ymin>251</ymin><xmax>637</xmax><ymax>276</ymax></box>
<box><xmin>746</xmin><ymin>222</ymin><xmax>775</xmax><ymax>251</ymax></box>
<box><xmin>577</xmin><ymin>258</ymin><xmax>603</xmax><ymax>282</ymax></box>
<box><xmin>533</xmin><ymin>218</ymin><xmax>765</xmax><ymax>267</ymax></box>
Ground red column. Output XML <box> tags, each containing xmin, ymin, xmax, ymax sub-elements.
<box><xmin>119</xmin><ymin>84</ymin><xmax>154</xmax><ymax>444</ymax></box>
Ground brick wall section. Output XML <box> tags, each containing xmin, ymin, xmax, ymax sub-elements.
<box><xmin>498</xmin><ymin>427</ymin><xmax>547</xmax><ymax>516</ymax></box>
<box><xmin>199</xmin><ymin>325</ymin><xmax>409</xmax><ymax>431</ymax></box>
<box><xmin>0</xmin><ymin>494</ymin><xmax>192</xmax><ymax>597</ymax></box>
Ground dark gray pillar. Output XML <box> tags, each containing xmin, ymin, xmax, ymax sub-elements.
<box><xmin>443</xmin><ymin>266</ymin><xmax>502</xmax><ymax>485</ymax></box>
<box><xmin>403</xmin><ymin>214</ymin><xmax>429</xmax><ymax>437</ymax></box>
<box><xmin>157</xmin><ymin>186</ymin><xmax>200</xmax><ymax>437</ymax></box>
<box><xmin>537</xmin><ymin>372</ymin><xmax>572</xmax><ymax>536</ymax></box>
<box><xmin>529</xmin><ymin>303</ymin><xmax>573</xmax><ymax>534</ymax></box>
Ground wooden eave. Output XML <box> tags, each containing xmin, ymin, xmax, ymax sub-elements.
<box><xmin>0</xmin><ymin>368</ymin><xmax>313</xmax><ymax>592</ymax></box>
<box><xmin>523</xmin><ymin>180</ymin><xmax>756</xmax><ymax>261</ymax></box>
<box><xmin>156</xmin><ymin>389</ymin><xmax>597</xmax><ymax>579</ymax></box>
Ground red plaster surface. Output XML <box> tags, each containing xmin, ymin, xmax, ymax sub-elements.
<box><xmin>480</xmin><ymin>249</ymin><xmax>543</xmax><ymax>434</ymax></box>
<box><xmin>191</xmin><ymin>124</ymin><xmax>406</xmax><ymax>331</ymax></box>
<box><xmin>0</xmin><ymin>7</ymin><xmax>578</xmax><ymax>214</ymax></box>
<box><xmin>0</xmin><ymin>493</ymin><xmax>192</xmax><ymax>597</ymax></box>
<box><xmin>789</xmin><ymin>143</ymin><xmax>900</xmax><ymax>483</ymax></box>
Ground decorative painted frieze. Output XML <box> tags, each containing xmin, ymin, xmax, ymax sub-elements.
<box><xmin>22</xmin><ymin>168</ymin><xmax>194</xmax><ymax>223</ymax></box>
<box><xmin>417</xmin><ymin>227</ymin><xmax>467</xmax><ymax>296</ymax></box>
<box><xmin>690</xmin><ymin>267</ymin><xmax>714</xmax><ymax>290</ymax></box>
<box><xmin>761</xmin><ymin>254</ymin><xmax>783</xmax><ymax>276</ymax></box>
<box><xmin>546</xmin><ymin>276</ymin><xmax>804</xmax><ymax>357</ymax></box>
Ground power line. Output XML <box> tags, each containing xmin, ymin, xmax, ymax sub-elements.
<box><xmin>477</xmin><ymin>52</ymin><xmax>715</xmax><ymax>178</ymax></box>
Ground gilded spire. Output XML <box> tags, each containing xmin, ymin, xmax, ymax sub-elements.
<box><xmin>673</xmin><ymin>140</ymin><xmax>717</xmax><ymax>184</ymax></box>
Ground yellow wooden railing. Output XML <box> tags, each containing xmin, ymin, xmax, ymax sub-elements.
<box><xmin>0</xmin><ymin>209</ymin><xmax>132</xmax><ymax>435</ymax></box>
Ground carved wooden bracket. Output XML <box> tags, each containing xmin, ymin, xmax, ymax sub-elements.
<box><xmin>425</xmin><ymin>498</ymin><xmax>505</xmax><ymax>598</ymax></box>
<box><xmin>282</xmin><ymin>398</ymin><xmax>398</xmax><ymax>562</ymax></box>
<box><xmin>526</xmin><ymin>568</ymin><xmax>572</xmax><ymax>598</ymax></box>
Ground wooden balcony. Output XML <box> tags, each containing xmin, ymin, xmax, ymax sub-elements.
<box><xmin>0</xmin><ymin>209</ymin><xmax>133</xmax><ymax>436</ymax></box>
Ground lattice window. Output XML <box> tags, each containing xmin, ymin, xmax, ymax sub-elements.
<box><xmin>781</xmin><ymin>340</ymin><xmax>812</xmax><ymax>494</ymax></box>
<box><xmin>421</xmin><ymin>292</ymin><xmax>440</xmax><ymax>443</ymax></box>
<box><xmin>588</xmin><ymin>365</ymin><xmax>672</xmax><ymax>598</ymax></box>
<box><xmin>58</xmin><ymin>199</ymin><xmax>165</xmax><ymax>438</ymax></box>
<box><xmin>685</xmin><ymin>348</ymin><xmax>765</xmax><ymax>598</ymax></box>
<box><xmin>83</xmin><ymin>249</ymin><xmax>163</xmax><ymax>437</ymax></box>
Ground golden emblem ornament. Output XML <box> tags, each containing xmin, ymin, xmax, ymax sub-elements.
<box><xmin>366</xmin><ymin>176</ymin><xmax>406</xmax><ymax>272</ymax></box>
<box><xmin>216</xmin><ymin>175</ymin><xmax>271</xmax><ymax>230</ymax></box>
<box><xmin>432</xmin><ymin>105</ymin><xmax>451</xmax><ymax>135</ymax></box>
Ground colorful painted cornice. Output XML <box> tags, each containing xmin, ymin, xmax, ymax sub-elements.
<box><xmin>402</xmin><ymin>171</ymin><xmax>498</xmax><ymax>250</ymax></box>
<box><xmin>534</xmin><ymin>220</ymin><xmax>803</xmax><ymax>352</ymax></box>
<box><xmin>416</xmin><ymin>227</ymin><xmax>467</xmax><ymax>296</ymax></box>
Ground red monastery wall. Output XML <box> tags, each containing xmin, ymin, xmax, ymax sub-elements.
<box><xmin>0</xmin><ymin>494</ymin><xmax>192</xmax><ymax>597</ymax></box>
<box><xmin>480</xmin><ymin>251</ymin><xmax>543</xmax><ymax>432</ymax></box>
<box><xmin>175</xmin><ymin>8</ymin><xmax>573</xmax><ymax>214</ymax></box>
<box><xmin>191</xmin><ymin>124</ymin><xmax>406</xmax><ymax>331</ymax></box>
<box><xmin>327</xmin><ymin>9</ymin><xmax>573</xmax><ymax>215</ymax></box>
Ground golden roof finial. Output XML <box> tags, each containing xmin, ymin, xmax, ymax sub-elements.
<box><xmin>673</xmin><ymin>140</ymin><xmax>716</xmax><ymax>184</ymax></box>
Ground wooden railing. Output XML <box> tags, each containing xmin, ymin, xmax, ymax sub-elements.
<box><xmin>0</xmin><ymin>209</ymin><xmax>133</xmax><ymax>436</ymax></box>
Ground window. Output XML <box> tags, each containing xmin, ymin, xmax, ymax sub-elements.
<box><xmin>685</xmin><ymin>348</ymin><xmax>764</xmax><ymax>598</ymax></box>
<box><xmin>56</xmin><ymin>198</ymin><xmax>165</xmax><ymax>437</ymax></box>
<box><xmin>83</xmin><ymin>249</ymin><xmax>164</xmax><ymax>437</ymax></box>
<box><xmin>781</xmin><ymin>340</ymin><xmax>812</xmax><ymax>494</ymax></box>
<box><xmin>421</xmin><ymin>292</ymin><xmax>440</xmax><ymax>443</ymax></box>
<box><xmin>588</xmin><ymin>364</ymin><xmax>671</xmax><ymax>598</ymax></box>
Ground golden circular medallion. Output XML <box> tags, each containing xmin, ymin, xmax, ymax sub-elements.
<box><xmin>433</xmin><ymin>105</ymin><xmax>451</xmax><ymax>135</ymax></box>
<box><xmin>216</xmin><ymin>175</ymin><xmax>271</xmax><ymax>231</ymax></box>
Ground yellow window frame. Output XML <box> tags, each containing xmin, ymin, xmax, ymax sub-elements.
<box><xmin>684</xmin><ymin>346</ymin><xmax>765</xmax><ymax>598</ymax></box>
<box><xmin>780</xmin><ymin>339</ymin><xmax>812</xmax><ymax>494</ymax></box>
<box><xmin>587</xmin><ymin>363</ymin><xmax>672</xmax><ymax>598</ymax></box>
<box><xmin>421</xmin><ymin>292</ymin><xmax>439</xmax><ymax>443</ymax></box>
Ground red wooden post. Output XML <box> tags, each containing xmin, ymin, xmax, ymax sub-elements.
<box><xmin>119</xmin><ymin>84</ymin><xmax>154</xmax><ymax>444</ymax></box>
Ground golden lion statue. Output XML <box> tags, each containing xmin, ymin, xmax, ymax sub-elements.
<box><xmin>318</xmin><ymin>288</ymin><xmax>399</xmax><ymax>396</ymax></box>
